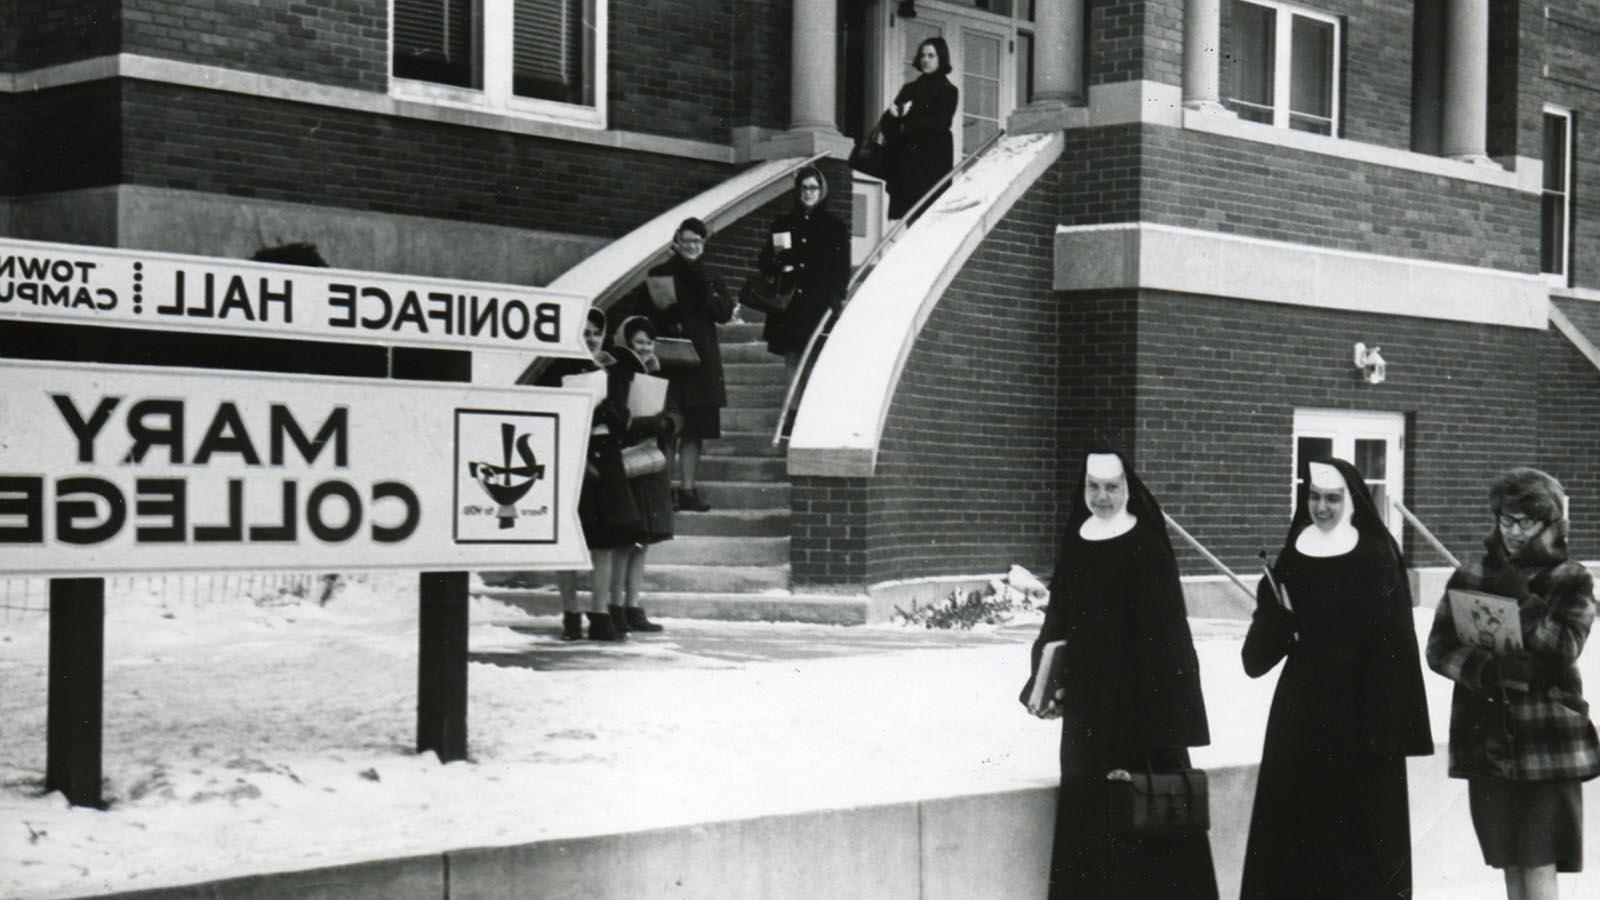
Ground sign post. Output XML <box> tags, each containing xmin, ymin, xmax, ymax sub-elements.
<box><xmin>46</xmin><ymin>578</ymin><xmax>105</xmax><ymax>808</ymax></box>
<box><xmin>417</xmin><ymin>571</ymin><xmax>470</xmax><ymax>762</ymax></box>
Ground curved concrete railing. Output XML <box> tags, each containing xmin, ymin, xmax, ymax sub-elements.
<box><xmin>786</xmin><ymin>131</ymin><xmax>1063</xmax><ymax>476</ymax></box>
<box><xmin>470</xmin><ymin>153</ymin><xmax>824</xmax><ymax>385</ymax></box>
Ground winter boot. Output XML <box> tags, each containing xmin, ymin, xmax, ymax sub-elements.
<box><xmin>560</xmin><ymin>612</ymin><xmax>584</xmax><ymax>641</ymax></box>
<box><xmin>677</xmin><ymin>489</ymin><xmax>711</xmax><ymax>513</ymax></box>
<box><xmin>607</xmin><ymin>604</ymin><xmax>630</xmax><ymax>636</ymax></box>
<box><xmin>586</xmin><ymin>612</ymin><xmax>622</xmax><ymax>641</ymax></box>
<box><xmin>626</xmin><ymin>606</ymin><xmax>664</xmax><ymax>633</ymax></box>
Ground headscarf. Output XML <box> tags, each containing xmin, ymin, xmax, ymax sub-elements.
<box><xmin>1487</xmin><ymin>466</ymin><xmax>1570</xmax><ymax>566</ymax></box>
<box><xmin>792</xmin><ymin>165</ymin><xmax>829</xmax><ymax>211</ymax></box>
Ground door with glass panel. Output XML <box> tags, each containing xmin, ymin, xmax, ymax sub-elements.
<box><xmin>1292</xmin><ymin>409</ymin><xmax>1406</xmax><ymax>539</ymax></box>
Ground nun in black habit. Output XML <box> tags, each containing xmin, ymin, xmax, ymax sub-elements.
<box><xmin>1021</xmin><ymin>450</ymin><xmax>1218</xmax><ymax>900</ymax></box>
<box><xmin>1240</xmin><ymin>458</ymin><xmax>1432</xmax><ymax>900</ymax></box>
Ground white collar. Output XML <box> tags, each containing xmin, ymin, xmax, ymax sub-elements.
<box><xmin>1080</xmin><ymin>511</ymin><xmax>1138</xmax><ymax>541</ymax></box>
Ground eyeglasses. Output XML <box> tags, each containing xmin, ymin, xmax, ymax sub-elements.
<box><xmin>1497</xmin><ymin>514</ymin><xmax>1547</xmax><ymax>536</ymax></box>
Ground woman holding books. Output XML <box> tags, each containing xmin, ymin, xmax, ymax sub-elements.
<box><xmin>1427</xmin><ymin>468</ymin><xmax>1598</xmax><ymax>900</ymax></box>
<box><xmin>608</xmin><ymin>316</ymin><xmax>679</xmax><ymax>636</ymax></box>
<box><xmin>1239</xmin><ymin>458</ymin><xmax>1433</xmax><ymax>900</ymax></box>
<box><xmin>1020</xmin><ymin>450</ymin><xmax>1217</xmax><ymax>900</ymax></box>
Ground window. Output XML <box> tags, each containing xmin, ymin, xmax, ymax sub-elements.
<box><xmin>1292</xmin><ymin>409</ymin><xmax>1405</xmax><ymax>540</ymax></box>
<box><xmin>1542</xmin><ymin>106</ymin><xmax>1574</xmax><ymax>282</ymax></box>
<box><xmin>392</xmin><ymin>0</ymin><xmax>606</xmax><ymax>128</ymax></box>
<box><xmin>1225</xmin><ymin>0</ymin><xmax>1340</xmax><ymax>136</ymax></box>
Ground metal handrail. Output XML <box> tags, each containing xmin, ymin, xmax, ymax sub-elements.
<box><xmin>1391</xmin><ymin>497</ymin><xmax>1463</xmax><ymax>568</ymax></box>
<box><xmin>516</xmin><ymin>151</ymin><xmax>828</xmax><ymax>386</ymax></box>
<box><xmin>771</xmin><ymin>129</ymin><xmax>1007</xmax><ymax>447</ymax></box>
<box><xmin>1163</xmin><ymin>513</ymin><xmax>1257</xmax><ymax>601</ymax></box>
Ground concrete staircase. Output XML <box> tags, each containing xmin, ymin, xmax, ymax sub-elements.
<box><xmin>480</xmin><ymin>317</ymin><xmax>879</xmax><ymax>622</ymax></box>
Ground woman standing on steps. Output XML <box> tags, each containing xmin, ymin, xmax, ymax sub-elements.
<box><xmin>609</xmin><ymin>316</ymin><xmax>678</xmax><ymax>635</ymax></box>
<box><xmin>759</xmin><ymin>166</ymin><xmax>850</xmax><ymax>386</ymax></box>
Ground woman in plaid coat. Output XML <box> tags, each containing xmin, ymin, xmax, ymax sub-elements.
<box><xmin>1427</xmin><ymin>468</ymin><xmax>1599</xmax><ymax>900</ymax></box>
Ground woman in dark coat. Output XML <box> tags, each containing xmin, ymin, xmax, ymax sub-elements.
<box><xmin>533</xmin><ymin>307</ymin><xmax>633</xmax><ymax>641</ymax></box>
<box><xmin>623</xmin><ymin>217</ymin><xmax>734</xmax><ymax>513</ymax></box>
<box><xmin>608</xmin><ymin>316</ymin><xmax>679</xmax><ymax>635</ymax></box>
<box><xmin>884</xmin><ymin>36</ymin><xmax>958</xmax><ymax>221</ymax></box>
<box><xmin>1427</xmin><ymin>467</ymin><xmax>1598</xmax><ymax>900</ymax></box>
<box><xmin>1240</xmin><ymin>458</ymin><xmax>1433</xmax><ymax>900</ymax></box>
<box><xmin>1021</xmin><ymin>450</ymin><xmax>1217</xmax><ymax>900</ymax></box>
<box><xmin>758</xmin><ymin>166</ymin><xmax>851</xmax><ymax>381</ymax></box>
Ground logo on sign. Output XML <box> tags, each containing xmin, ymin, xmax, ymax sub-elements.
<box><xmin>454</xmin><ymin>410</ymin><xmax>558</xmax><ymax>543</ymax></box>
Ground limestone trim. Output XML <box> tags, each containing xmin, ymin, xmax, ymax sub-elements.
<box><xmin>1054</xmin><ymin>222</ymin><xmax>1550</xmax><ymax>330</ymax></box>
<box><xmin>1549</xmin><ymin>302</ymin><xmax>1600</xmax><ymax>376</ymax></box>
<box><xmin>0</xmin><ymin>54</ymin><xmax>736</xmax><ymax>164</ymax></box>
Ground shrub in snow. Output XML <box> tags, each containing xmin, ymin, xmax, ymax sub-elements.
<box><xmin>893</xmin><ymin>566</ymin><xmax>1046</xmax><ymax>630</ymax></box>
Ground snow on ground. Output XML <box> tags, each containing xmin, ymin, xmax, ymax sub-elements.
<box><xmin>0</xmin><ymin>576</ymin><xmax>1595</xmax><ymax>900</ymax></box>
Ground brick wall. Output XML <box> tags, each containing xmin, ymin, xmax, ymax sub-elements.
<box><xmin>122</xmin><ymin>0</ymin><xmax>387</xmax><ymax>91</ymax></box>
<box><xmin>851</xmin><ymin>164</ymin><xmax>1066</xmax><ymax>586</ymax></box>
<box><xmin>1487</xmin><ymin>0</ymin><xmax>1521</xmax><ymax>160</ymax></box>
<box><xmin>94</xmin><ymin>80</ymin><xmax>732</xmax><ymax>239</ymax></box>
<box><xmin>6</xmin><ymin>0</ymin><xmax>118</xmax><ymax>71</ymax></box>
<box><xmin>1142</xmin><ymin>124</ymin><xmax>1541</xmax><ymax>271</ymax></box>
<box><xmin>1131</xmin><ymin>290</ymin><xmax>1545</xmax><ymax>576</ymax></box>
<box><xmin>791</xmin><ymin>477</ymin><xmax>869</xmax><ymax>585</ymax></box>
<box><xmin>609</xmin><ymin>0</ymin><xmax>736</xmax><ymax>144</ymax></box>
<box><xmin>1538</xmin><ymin>0</ymin><xmax>1600</xmax><ymax>290</ymax></box>
<box><xmin>1540</xmin><ymin>303</ymin><xmax>1600</xmax><ymax>561</ymax></box>
<box><xmin>1058</xmin><ymin>125</ymin><xmax>1142</xmax><ymax>226</ymax></box>
<box><xmin>730</xmin><ymin>0</ymin><xmax>790</xmax><ymax>133</ymax></box>
<box><xmin>1089</xmin><ymin>0</ymin><xmax>1183</xmax><ymax>88</ymax></box>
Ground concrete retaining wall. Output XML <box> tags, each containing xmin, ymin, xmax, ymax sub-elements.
<box><xmin>77</xmin><ymin>751</ymin><xmax>1544</xmax><ymax>900</ymax></box>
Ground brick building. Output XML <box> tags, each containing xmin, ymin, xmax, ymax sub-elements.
<box><xmin>3</xmin><ymin>0</ymin><xmax>1596</xmax><ymax>611</ymax></box>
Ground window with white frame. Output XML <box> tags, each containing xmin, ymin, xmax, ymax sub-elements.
<box><xmin>392</xmin><ymin>0</ymin><xmax>605</xmax><ymax>128</ymax></box>
<box><xmin>1292</xmin><ymin>409</ymin><xmax>1405</xmax><ymax>540</ymax></box>
<box><xmin>1542</xmin><ymin>106</ymin><xmax>1574</xmax><ymax>282</ymax></box>
<box><xmin>1225</xmin><ymin>0</ymin><xmax>1340</xmax><ymax>136</ymax></box>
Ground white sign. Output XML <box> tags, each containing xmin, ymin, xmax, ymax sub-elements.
<box><xmin>0</xmin><ymin>361</ymin><xmax>594</xmax><ymax>575</ymax></box>
<box><xmin>0</xmin><ymin>237</ymin><xmax>590</xmax><ymax>357</ymax></box>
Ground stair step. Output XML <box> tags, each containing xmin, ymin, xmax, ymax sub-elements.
<box><xmin>711</xmin><ymin>431</ymin><xmax>786</xmax><ymax>457</ymax></box>
<box><xmin>722</xmin><ymin>342</ymin><xmax>782</xmax><ymax>364</ymax></box>
<box><xmin>725</xmin><ymin>380</ymin><xmax>786</xmax><ymax>406</ymax></box>
<box><xmin>698</xmin><ymin>480</ymin><xmax>790</xmax><ymax>508</ymax></box>
<box><xmin>482</xmin><ymin>564</ymin><xmax>787</xmax><ymax>593</ymax></box>
<box><xmin>650</xmin><ymin>535</ymin><xmax>788</xmax><ymax>565</ymax></box>
<box><xmin>695</xmin><ymin>455</ymin><xmax>787</xmax><ymax>482</ymax></box>
<box><xmin>672</xmin><ymin>508</ymin><xmax>791</xmax><ymax>537</ymax></box>
<box><xmin>480</xmin><ymin>588</ymin><xmax>869</xmax><ymax>624</ymax></box>
<box><xmin>722</xmin><ymin>362</ymin><xmax>788</xmax><ymax>386</ymax></box>
<box><xmin>717</xmin><ymin>321</ymin><xmax>765</xmax><ymax>342</ymax></box>
<box><xmin>723</xmin><ymin>407</ymin><xmax>780</xmax><ymax>432</ymax></box>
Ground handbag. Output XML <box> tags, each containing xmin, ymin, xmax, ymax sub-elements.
<box><xmin>620</xmin><ymin>442</ymin><xmax>667</xmax><ymax>478</ymax></box>
<box><xmin>738</xmin><ymin>271</ymin><xmax>796</xmax><ymax>315</ymax></box>
<box><xmin>849</xmin><ymin>112</ymin><xmax>891</xmax><ymax>179</ymax></box>
<box><xmin>653</xmin><ymin>336</ymin><xmax>700</xmax><ymax>371</ymax></box>
<box><xmin>1106</xmin><ymin>759</ymin><xmax>1209</xmax><ymax>835</ymax></box>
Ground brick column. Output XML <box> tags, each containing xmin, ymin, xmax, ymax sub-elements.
<box><xmin>1183</xmin><ymin>0</ymin><xmax>1229</xmax><ymax>113</ymax></box>
<box><xmin>1008</xmin><ymin>0</ymin><xmax>1084</xmax><ymax>133</ymax></box>
<box><xmin>1440</xmin><ymin>0</ymin><xmax>1491</xmax><ymax>162</ymax></box>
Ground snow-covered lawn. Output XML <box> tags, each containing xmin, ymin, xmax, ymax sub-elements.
<box><xmin>0</xmin><ymin>576</ymin><xmax>1594</xmax><ymax>900</ymax></box>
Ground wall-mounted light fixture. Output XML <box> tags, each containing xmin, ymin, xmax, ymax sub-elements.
<box><xmin>1354</xmin><ymin>342</ymin><xmax>1387</xmax><ymax>385</ymax></box>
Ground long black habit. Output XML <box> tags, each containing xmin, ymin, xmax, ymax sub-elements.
<box><xmin>1022</xmin><ymin>451</ymin><xmax>1217</xmax><ymax>900</ymax></box>
<box><xmin>1239</xmin><ymin>457</ymin><xmax>1433</xmax><ymax>900</ymax></box>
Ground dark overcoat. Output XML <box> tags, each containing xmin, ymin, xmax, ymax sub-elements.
<box><xmin>758</xmin><ymin>206</ymin><xmax>850</xmax><ymax>356</ymax></box>
<box><xmin>885</xmin><ymin>73</ymin><xmax>957</xmax><ymax>219</ymax></box>
<box><xmin>621</xmin><ymin>255</ymin><xmax>734</xmax><ymax>409</ymax></box>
